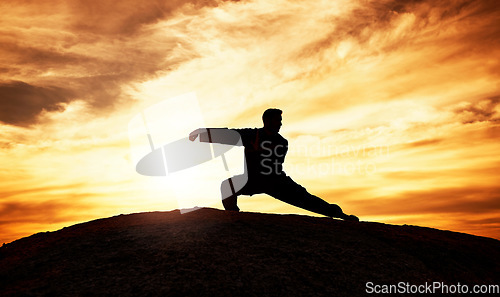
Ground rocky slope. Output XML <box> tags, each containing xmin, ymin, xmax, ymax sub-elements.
<box><xmin>1</xmin><ymin>208</ymin><xmax>499</xmax><ymax>296</ymax></box>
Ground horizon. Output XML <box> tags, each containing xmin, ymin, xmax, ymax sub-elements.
<box><xmin>1</xmin><ymin>0</ymin><xmax>499</xmax><ymax>244</ymax></box>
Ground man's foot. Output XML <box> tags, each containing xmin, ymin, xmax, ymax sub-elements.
<box><xmin>222</xmin><ymin>196</ymin><xmax>240</xmax><ymax>211</ymax></box>
<box><xmin>343</xmin><ymin>214</ymin><xmax>359</xmax><ymax>222</ymax></box>
<box><xmin>225</xmin><ymin>208</ymin><xmax>240</xmax><ymax>212</ymax></box>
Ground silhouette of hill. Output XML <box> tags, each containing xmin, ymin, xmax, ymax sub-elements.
<box><xmin>1</xmin><ymin>208</ymin><xmax>499</xmax><ymax>296</ymax></box>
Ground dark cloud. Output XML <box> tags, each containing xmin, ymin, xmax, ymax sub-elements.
<box><xmin>0</xmin><ymin>81</ymin><xmax>76</xmax><ymax>126</ymax></box>
<box><xmin>351</xmin><ymin>185</ymin><xmax>500</xmax><ymax>216</ymax></box>
<box><xmin>461</xmin><ymin>217</ymin><xmax>500</xmax><ymax>226</ymax></box>
<box><xmin>68</xmin><ymin>0</ymin><xmax>238</xmax><ymax>35</ymax></box>
<box><xmin>0</xmin><ymin>198</ymin><xmax>96</xmax><ymax>244</ymax></box>
<box><xmin>2</xmin><ymin>0</ymin><xmax>239</xmax><ymax>36</ymax></box>
<box><xmin>383</xmin><ymin>165</ymin><xmax>500</xmax><ymax>181</ymax></box>
<box><xmin>0</xmin><ymin>36</ymin><xmax>177</xmax><ymax>119</ymax></box>
<box><xmin>454</xmin><ymin>96</ymin><xmax>500</xmax><ymax>124</ymax></box>
<box><xmin>383</xmin><ymin>0</ymin><xmax>500</xmax><ymax>23</ymax></box>
<box><xmin>0</xmin><ymin>184</ymin><xmax>97</xmax><ymax>227</ymax></box>
<box><xmin>297</xmin><ymin>0</ymin><xmax>500</xmax><ymax>59</ymax></box>
<box><xmin>0</xmin><ymin>41</ymin><xmax>86</xmax><ymax>69</ymax></box>
<box><xmin>0</xmin><ymin>201</ymin><xmax>75</xmax><ymax>225</ymax></box>
<box><xmin>0</xmin><ymin>183</ymin><xmax>86</xmax><ymax>200</ymax></box>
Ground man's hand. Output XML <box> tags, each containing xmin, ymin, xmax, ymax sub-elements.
<box><xmin>189</xmin><ymin>128</ymin><xmax>204</xmax><ymax>141</ymax></box>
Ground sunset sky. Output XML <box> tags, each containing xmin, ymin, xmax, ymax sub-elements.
<box><xmin>1</xmin><ymin>0</ymin><xmax>499</xmax><ymax>244</ymax></box>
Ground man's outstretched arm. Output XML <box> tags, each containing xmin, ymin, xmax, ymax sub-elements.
<box><xmin>189</xmin><ymin>128</ymin><xmax>242</xmax><ymax>146</ymax></box>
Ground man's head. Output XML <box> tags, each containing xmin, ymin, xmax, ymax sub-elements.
<box><xmin>262</xmin><ymin>108</ymin><xmax>282</xmax><ymax>134</ymax></box>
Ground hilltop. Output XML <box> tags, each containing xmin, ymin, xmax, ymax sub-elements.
<box><xmin>1</xmin><ymin>208</ymin><xmax>499</xmax><ymax>296</ymax></box>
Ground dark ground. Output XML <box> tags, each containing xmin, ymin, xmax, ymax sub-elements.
<box><xmin>1</xmin><ymin>208</ymin><xmax>499</xmax><ymax>296</ymax></box>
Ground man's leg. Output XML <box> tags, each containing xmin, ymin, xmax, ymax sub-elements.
<box><xmin>220</xmin><ymin>174</ymin><xmax>252</xmax><ymax>211</ymax></box>
<box><xmin>220</xmin><ymin>177</ymin><xmax>239</xmax><ymax>211</ymax></box>
<box><xmin>265</xmin><ymin>176</ymin><xmax>358</xmax><ymax>221</ymax></box>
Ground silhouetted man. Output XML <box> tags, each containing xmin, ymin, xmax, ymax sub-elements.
<box><xmin>189</xmin><ymin>108</ymin><xmax>358</xmax><ymax>221</ymax></box>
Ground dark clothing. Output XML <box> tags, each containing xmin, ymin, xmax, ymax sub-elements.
<box><xmin>220</xmin><ymin>128</ymin><xmax>343</xmax><ymax>218</ymax></box>
<box><xmin>231</xmin><ymin>128</ymin><xmax>288</xmax><ymax>178</ymax></box>
<box><xmin>221</xmin><ymin>173</ymin><xmax>343</xmax><ymax>217</ymax></box>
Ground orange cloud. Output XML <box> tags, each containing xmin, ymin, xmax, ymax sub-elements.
<box><xmin>0</xmin><ymin>0</ymin><xmax>241</xmax><ymax>127</ymax></box>
<box><xmin>350</xmin><ymin>186</ymin><xmax>500</xmax><ymax>215</ymax></box>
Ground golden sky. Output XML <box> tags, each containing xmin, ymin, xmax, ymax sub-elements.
<box><xmin>1</xmin><ymin>0</ymin><xmax>499</xmax><ymax>244</ymax></box>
